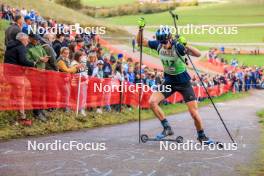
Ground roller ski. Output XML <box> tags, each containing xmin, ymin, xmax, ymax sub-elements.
<box><xmin>141</xmin><ymin>126</ymin><xmax>183</xmax><ymax>143</ymax></box>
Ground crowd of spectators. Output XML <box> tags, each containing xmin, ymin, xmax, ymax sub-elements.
<box><xmin>1</xmin><ymin>5</ymin><xmax>166</xmax><ymax>123</ymax></box>
<box><xmin>208</xmin><ymin>49</ymin><xmax>264</xmax><ymax>92</ymax></box>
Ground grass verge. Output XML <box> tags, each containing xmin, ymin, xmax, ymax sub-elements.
<box><xmin>239</xmin><ymin>109</ymin><xmax>264</xmax><ymax>175</ymax></box>
<box><xmin>106</xmin><ymin>2</ymin><xmax>264</xmax><ymax>26</ymax></box>
<box><xmin>218</xmin><ymin>54</ymin><xmax>264</xmax><ymax>67</ymax></box>
<box><xmin>148</xmin><ymin>26</ymin><xmax>264</xmax><ymax>43</ymax></box>
<box><xmin>0</xmin><ymin>20</ymin><xmax>9</xmax><ymax>61</ymax></box>
<box><xmin>0</xmin><ymin>92</ymin><xmax>249</xmax><ymax>140</ymax></box>
<box><xmin>81</xmin><ymin>0</ymin><xmax>136</xmax><ymax>8</ymax></box>
<box><xmin>0</xmin><ymin>0</ymin><xmax>128</xmax><ymax>36</ymax></box>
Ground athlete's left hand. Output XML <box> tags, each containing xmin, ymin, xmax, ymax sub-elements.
<box><xmin>178</xmin><ymin>36</ymin><xmax>187</xmax><ymax>46</ymax></box>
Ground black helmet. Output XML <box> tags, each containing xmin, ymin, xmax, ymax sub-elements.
<box><xmin>156</xmin><ymin>26</ymin><xmax>171</xmax><ymax>44</ymax></box>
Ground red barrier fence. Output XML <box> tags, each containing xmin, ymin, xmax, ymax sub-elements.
<box><xmin>0</xmin><ymin>64</ymin><xmax>232</xmax><ymax>111</ymax></box>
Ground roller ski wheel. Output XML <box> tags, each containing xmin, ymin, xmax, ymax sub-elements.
<box><xmin>140</xmin><ymin>134</ymin><xmax>183</xmax><ymax>143</ymax></box>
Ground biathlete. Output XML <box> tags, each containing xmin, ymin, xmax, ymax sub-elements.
<box><xmin>137</xmin><ymin>25</ymin><xmax>214</xmax><ymax>144</ymax></box>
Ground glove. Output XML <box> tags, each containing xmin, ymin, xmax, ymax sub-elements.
<box><xmin>175</xmin><ymin>42</ymin><xmax>186</xmax><ymax>56</ymax></box>
<box><xmin>138</xmin><ymin>17</ymin><xmax>145</xmax><ymax>29</ymax></box>
<box><xmin>178</xmin><ymin>36</ymin><xmax>187</xmax><ymax>46</ymax></box>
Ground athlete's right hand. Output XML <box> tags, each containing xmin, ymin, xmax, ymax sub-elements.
<box><xmin>138</xmin><ymin>17</ymin><xmax>146</xmax><ymax>29</ymax></box>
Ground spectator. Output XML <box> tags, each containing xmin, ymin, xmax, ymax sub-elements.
<box><xmin>113</xmin><ymin>63</ymin><xmax>124</xmax><ymax>82</ymax></box>
<box><xmin>5</xmin><ymin>15</ymin><xmax>23</xmax><ymax>46</ymax></box>
<box><xmin>35</xmin><ymin>11</ymin><xmax>43</xmax><ymax>24</ymax></box>
<box><xmin>231</xmin><ymin>58</ymin><xmax>238</xmax><ymax>67</ymax></box>
<box><xmin>53</xmin><ymin>33</ymin><xmax>65</xmax><ymax>58</ymax></box>
<box><xmin>97</xmin><ymin>47</ymin><xmax>104</xmax><ymax>60</ymax></box>
<box><xmin>123</xmin><ymin>57</ymin><xmax>133</xmax><ymax>74</ymax></box>
<box><xmin>126</xmin><ymin>66</ymin><xmax>135</xmax><ymax>83</ymax></box>
<box><xmin>117</xmin><ymin>53</ymin><xmax>124</xmax><ymax>62</ymax></box>
<box><xmin>92</xmin><ymin>60</ymin><xmax>105</xmax><ymax>114</ymax></box>
<box><xmin>26</xmin><ymin>33</ymin><xmax>49</xmax><ymax>69</ymax></box>
<box><xmin>4</xmin><ymin>32</ymin><xmax>34</xmax><ymax>67</ymax></box>
<box><xmin>4</xmin><ymin>32</ymin><xmax>35</xmax><ymax>124</ymax></box>
<box><xmin>92</xmin><ymin>60</ymin><xmax>104</xmax><ymax>78</ymax></box>
<box><xmin>20</xmin><ymin>7</ymin><xmax>27</xmax><ymax>17</ymax></box>
<box><xmin>70</xmin><ymin>51</ymin><xmax>88</xmax><ymax>116</ymax></box>
<box><xmin>22</xmin><ymin>15</ymin><xmax>32</xmax><ymax>34</ymax></box>
<box><xmin>57</xmin><ymin>47</ymin><xmax>83</xmax><ymax>113</ymax></box>
<box><xmin>110</xmin><ymin>52</ymin><xmax>116</xmax><ymax>65</ymax></box>
<box><xmin>57</xmin><ymin>47</ymin><xmax>82</xmax><ymax>73</ymax></box>
<box><xmin>132</xmin><ymin>38</ymin><xmax>136</xmax><ymax>52</ymax></box>
<box><xmin>76</xmin><ymin>38</ymin><xmax>84</xmax><ymax>51</ymax></box>
<box><xmin>41</xmin><ymin>33</ymin><xmax>58</xmax><ymax>71</ymax></box>
<box><xmin>38</xmin><ymin>21</ymin><xmax>48</xmax><ymax>37</ymax></box>
<box><xmin>26</xmin><ymin>33</ymin><xmax>49</xmax><ymax>121</ymax></box>
<box><xmin>68</xmin><ymin>41</ymin><xmax>77</xmax><ymax>61</ymax></box>
<box><xmin>103</xmin><ymin>54</ymin><xmax>112</xmax><ymax>78</ymax></box>
<box><xmin>87</xmin><ymin>52</ymin><xmax>97</xmax><ymax>76</ymax></box>
<box><xmin>113</xmin><ymin>63</ymin><xmax>124</xmax><ymax>112</ymax></box>
<box><xmin>244</xmin><ymin>69</ymin><xmax>251</xmax><ymax>91</ymax></box>
<box><xmin>146</xmin><ymin>73</ymin><xmax>156</xmax><ymax>88</ymax></box>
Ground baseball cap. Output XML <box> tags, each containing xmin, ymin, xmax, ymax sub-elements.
<box><xmin>28</xmin><ymin>33</ymin><xmax>41</xmax><ymax>40</ymax></box>
<box><xmin>24</xmin><ymin>15</ymin><xmax>33</xmax><ymax>21</ymax></box>
<box><xmin>117</xmin><ymin>53</ymin><xmax>123</xmax><ymax>59</ymax></box>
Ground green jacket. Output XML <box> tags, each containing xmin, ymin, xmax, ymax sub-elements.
<box><xmin>26</xmin><ymin>43</ymin><xmax>47</xmax><ymax>69</ymax></box>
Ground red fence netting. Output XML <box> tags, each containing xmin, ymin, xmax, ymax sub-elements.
<box><xmin>0</xmin><ymin>64</ymin><xmax>232</xmax><ymax>111</ymax></box>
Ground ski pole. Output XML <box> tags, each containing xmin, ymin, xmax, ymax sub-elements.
<box><xmin>185</xmin><ymin>53</ymin><xmax>236</xmax><ymax>143</ymax></box>
<box><xmin>138</xmin><ymin>17</ymin><xmax>145</xmax><ymax>143</ymax></box>
<box><xmin>169</xmin><ymin>10</ymin><xmax>235</xmax><ymax>143</ymax></box>
<box><xmin>169</xmin><ymin>10</ymin><xmax>179</xmax><ymax>38</ymax></box>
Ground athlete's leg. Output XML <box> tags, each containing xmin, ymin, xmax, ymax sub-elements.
<box><xmin>186</xmin><ymin>100</ymin><xmax>214</xmax><ymax>143</ymax></box>
<box><xmin>179</xmin><ymin>82</ymin><xmax>214</xmax><ymax>144</ymax></box>
<box><xmin>149</xmin><ymin>92</ymin><xmax>166</xmax><ymax>121</ymax></box>
<box><xmin>149</xmin><ymin>92</ymin><xmax>174</xmax><ymax>138</ymax></box>
<box><xmin>186</xmin><ymin>100</ymin><xmax>203</xmax><ymax>131</ymax></box>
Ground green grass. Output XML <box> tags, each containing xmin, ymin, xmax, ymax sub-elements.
<box><xmin>0</xmin><ymin>0</ymin><xmax>127</xmax><ymax>35</ymax></box>
<box><xmin>193</xmin><ymin>45</ymin><xmax>211</xmax><ymax>51</ymax></box>
<box><xmin>148</xmin><ymin>26</ymin><xmax>264</xmax><ymax>43</ymax></box>
<box><xmin>218</xmin><ymin>54</ymin><xmax>264</xmax><ymax>67</ymax></box>
<box><xmin>0</xmin><ymin>20</ymin><xmax>9</xmax><ymax>61</ymax></box>
<box><xmin>257</xmin><ymin>109</ymin><xmax>264</xmax><ymax>124</ymax></box>
<box><xmin>81</xmin><ymin>0</ymin><xmax>136</xmax><ymax>8</ymax></box>
<box><xmin>183</xmin><ymin>26</ymin><xmax>264</xmax><ymax>43</ymax></box>
<box><xmin>135</xmin><ymin>46</ymin><xmax>159</xmax><ymax>58</ymax></box>
<box><xmin>0</xmin><ymin>92</ymin><xmax>249</xmax><ymax>140</ymax></box>
<box><xmin>239</xmin><ymin>109</ymin><xmax>264</xmax><ymax>175</ymax></box>
<box><xmin>106</xmin><ymin>2</ymin><xmax>264</xmax><ymax>26</ymax></box>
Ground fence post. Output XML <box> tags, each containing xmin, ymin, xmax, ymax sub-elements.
<box><xmin>119</xmin><ymin>80</ymin><xmax>122</xmax><ymax>113</ymax></box>
<box><xmin>76</xmin><ymin>74</ymin><xmax>81</xmax><ymax>117</ymax></box>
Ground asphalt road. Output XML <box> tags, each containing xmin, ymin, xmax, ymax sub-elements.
<box><xmin>0</xmin><ymin>90</ymin><xmax>263</xmax><ymax>176</ymax></box>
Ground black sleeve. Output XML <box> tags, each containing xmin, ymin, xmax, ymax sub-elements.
<box><xmin>47</xmin><ymin>46</ymin><xmax>58</xmax><ymax>70</ymax></box>
<box><xmin>52</xmin><ymin>43</ymin><xmax>60</xmax><ymax>58</ymax></box>
<box><xmin>148</xmin><ymin>40</ymin><xmax>160</xmax><ymax>51</ymax></box>
<box><xmin>17</xmin><ymin>46</ymin><xmax>34</xmax><ymax>67</ymax></box>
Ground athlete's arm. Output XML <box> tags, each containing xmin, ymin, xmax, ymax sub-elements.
<box><xmin>185</xmin><ymin>45</ymin><xmax>201</xmax><ymax>57</ymax></box>
<box><xmin>136</xmin><ymin>31</ymin><xmax>149</xmax><ymax>47</ymax></box>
